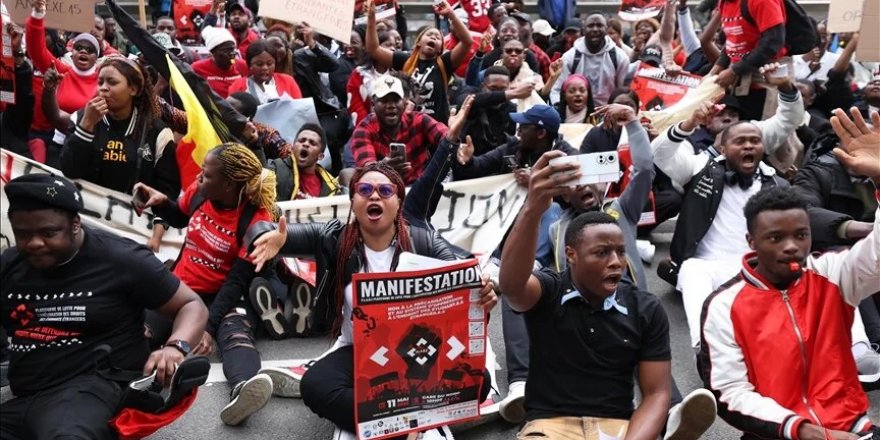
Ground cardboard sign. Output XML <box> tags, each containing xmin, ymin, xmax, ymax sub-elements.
<box><xmin>0</xmin><ymin>0</ymin><xmax>15</xmax><ymax>104</ymax></box>
<box><xmin>173</xmin><ymin>0</ymin><xmax>213</xmax><ymax>45</ymax></box>
<box><xmin>353</xmin><ymin>258</ymin><xmax>485</xmax><ymax>440</ymax></box>
<box><xmin>618</xmin><ymin>0</ymin><xmax>665</xmax><ymax>22</ymax></box>
<box><xmin>856</xmin><ymin>0</ymin><xmax>880</xmax><ymax>62</ymax></box>
<box><xmin>261</xmin><ymin>0</ymin><xmax>356</xmax><ymax>44</ymax></box>
<box><xmin>354</xmin><ymin>0</ymin><xmax>395</xmax><ymax>26</ymax></box>
<box><xmin>827</xmin><ymin>0</ymin><xmax>865</xmax><ymax>33</ymax></box>
<box><xmin>7</xmin><ymin>0</ymin><xmax>96</xmax><ymax>33</ymax></box>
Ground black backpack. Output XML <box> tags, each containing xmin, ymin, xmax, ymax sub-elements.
<box><xmin>739</xmin><ymin>0</ymin><xmax>819</xmax><ymax>55</ymax></box>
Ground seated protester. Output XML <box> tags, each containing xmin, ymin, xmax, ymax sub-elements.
<box><xmin>443</xmin><ymin>8</ymin><xmax>485</xmax><ymax>78</ymax></box>
<box><xmin>58</xmin><ymin>57</ymin><xmax>180</xmax><ymax>197</ymax></box>
<box><xmin>347</xmin><ymin>28</ymin><xmax>393</xmax><ymax>128</ymax></box>
<box><xmin>454</xmin><ymin>104</ymin><xmax>577</xmax><ymax>182</ymax></box>
<box><xmin>61</xmin><ymin>16</ymin><xmax>119</xmax><ymax>57</ymax></box>
<box><xmin>496</xmin><ymin>39</ymin><xmax>553</xmax><ymax>110</ymax></box>
<box><xmin>0</xmin><ymin>174</ymin><xmax>207</xmax><ymax>440</ymax></box>
<box><xmin>579</xmin><ymin>89</ymin><xmax>639</xmax><ymax>153</ymax></box>
<box><xmin>793</xmin><ymin>79</ymin><xmax>832</xmax><ymax>150</ymax></box>
<box><xmin>25</xmin><ymin>0</ymin><xmax>99</xmax><ymax>167</ymax></box>
<box><xmin>700</xmin><ymin>111</ymin><xmax>880</xmax><ymax>437</ymax></box>
<box><xmin>480</xmin><ymin>17</ymin><xmax>540</xmax><ymax>74</ymax></box>
<box><xmin>457</xmin><ymin>65</ymin><xmax>524</xmax><ymax>157</ymax></box>
<box><xmin>350</xmin><ymin>74</ymin><xmax>448</xmax><ymax>185</ymax></box>
<box><xmin>192</xmin><ymin>26</ymin><xmax>249</xmax><ymax>99</ymax></box>
<box><xmin>857</xmin><ymin>75</ymin><xmax>880</xmax><ymax>120</ymax></box>
<box><xmin>554</xmin><ymin>73</ymin><xmax>596</xmax><ymax>124</ymax></box>
<box><xmin>247</xmin><ymin>164</ymin><xmax>496</xmax><ymax>439</ymax></box>
<box><xmin>793</xmin><ymin>20</ymin><xmax>838</xmax><ymax>84</ymax></box>
<box><xmin>365</xmin><ymin>0</ymin><xmax>473</xmax><ymax>124</ymax></box>
<box><xmin>228</xmin><ymin>39</ymin><xmax>303</xmax><ymax>104</ymax></box>
<box><xmin>546</xmin><ymin>19</ymin><xmax>580</xmax><ymax>61</ymax></box>
<box><xmin>516</xmin><ymin>17</ymin><xmax>553</xmax><ymax>83</ymax></box>
<box><xmin>549</xmin><ymin>13</ymin><xmax>628</xmax><ymax>107</ymax></box>
<box><xmin>811</xmin><ymin>34</ymin><xmax>861</xmax><ymax>119</ymax></box>
<box><xmin>155</xmin><ymin>16</ymin><xmax>197</xmax><ymax>64</ymax></box>
<box><xmin>332</xmin><ymin>27</ymin><xmax>366</xmax><ymax>110</ymax></box>
<box><xmin>497</xmin><ymin>152</ymin><xmax>672</xmax><ymax>439</ymax></box>
<box><xmin>134</xmin><ymin>144</ymin><xmax>280</xmax><ymax>426</ymax></box>
<box><xmin>269</xmin><ymin>123</ymin><xmax>341</xmax><ymax>201</ymax></box>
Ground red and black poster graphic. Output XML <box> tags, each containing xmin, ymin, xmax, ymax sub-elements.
<box><xmin>0</xmin><ymin>0</ymin><xmax>15</xmax><ymax>105</ymax></box>
<box><xmin>173</xmin><ymin>0</ymin><xmax>214</xmax><ymax>45</ymax></box>
<box><xmin>353</xmin><ymin>259</ymin><xmax>486</xmax><ymax>440</ymax></box>
<box><xmin>618</xmin><ymin>0</ymin><xmax>666</xmax><ymax>21</ymax></box>
<box><xmin>630</xmin><ymin>62</ymin><xmax>702</xmax><ymax>111</ymax></box>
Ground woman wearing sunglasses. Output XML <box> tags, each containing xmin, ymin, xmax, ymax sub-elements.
<box><xmin>246</xmin><ymin>97</ymin><xmax>497</xmax><ymax>439</ymax></box>
<box><xmin>25</xmin><ymin>0</ymin><xmax>100</xmax><ymax>167</ymax></box>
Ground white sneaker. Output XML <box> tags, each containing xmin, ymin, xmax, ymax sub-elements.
<box><xmin>856</xmin><ymin>347</ymin><xmax>880</xmax><ymax>383</ymax></box>
<box><xmin>259</xmin><ymin>366</ymin><xmax>304</xmax><ymax>398</ymax></box>
<box><xmin>220</xmin><ymin>373</ymin><xmax>274</xmax><ymax>426</ymax></box>
<box><xmin>498</xmin><ymin>381</ymin><xmax>526</xmax><ymax>424</ymax></box>
<box><xmin>664</xmin><ymin>388</ymin><xmax>717</xmax><ymax>440</ymax></box>
<box><xmin>332</xmin><ymin>427</ymin><xmax>357</xmax><ymax>440</ymax></box>
<box><xmin>636</xmin><ymin>239</ymin><xmax>656</xmax><ymax>264</ymax></box>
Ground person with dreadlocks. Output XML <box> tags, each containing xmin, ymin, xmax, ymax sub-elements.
<box><xmin>55</xmin><ymin>56</ymin><xmax>180</xmax><ymax>253</ymax></box>
<box><xmin>364</xmin><ymin>0</ymin><xmax>472</xmax><ymax>124</ymax></box>
<box><xmin>133</xmin><ymin>143</ymin><xmax>280</xmax><ymax>427</ymax></box>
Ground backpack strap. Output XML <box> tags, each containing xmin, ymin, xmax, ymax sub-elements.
<box><xmin>608</xmin><ymin>49</ymin><xmax>619</xmax><ymax>72</ymax></box>
<box><xmin>739</xmin><ymin>0</ymin><xmax>756</xmax><ymax>27</ymax></box>
<box><xmin>169</xmin><ymin>192</ymin><xmax>207</xmax><ymax>270</ymax></box>
<box><xmin>569</xmin><ymin>50</ymin><xmax>583</xmax><ymax>75</ymax></box>
<box><xmin>236</xmin><ymin>203</ymin><xmax>259</xmax><ymax>249</ymax></box>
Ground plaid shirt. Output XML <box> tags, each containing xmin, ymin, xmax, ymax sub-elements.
<box><xmin>351</xmin><ymin>111</ymin><xmax>448</xmax><ymax>184</ymax></box>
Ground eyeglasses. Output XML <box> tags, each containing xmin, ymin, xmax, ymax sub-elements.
<box><xmin>504</xmin><ymin>48</ymin><xmax>524</xmax><ymax>55</ymax></box>
<box><xmin>355</xmin><ymin>182</ymin><xmax>397</xmax><ymax>199</ymax></box>
<box><xmin>73</xmin><ymin>44</ymin><xmax>97</xmax><ymax>54</ymax></box>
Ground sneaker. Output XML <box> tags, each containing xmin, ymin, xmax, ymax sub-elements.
<box><xmin>220</xmin><ymin>373</ymin><xmax>274</xmax><ymax>426</ymax></box>
<box><xmin>249</xmin><ymin>277</ymin><xmax>291</xmax><ymax>339</ymax></box>
<box><xmin>289</xmin><ymin>281</ymin><xmax>314</xmax><ymax>337</ymax></box>
<box><xmin>259</xmin><ymin>366</ymin><xmax>303</xmax><ymax>398</ymax></box>
<box><xmin>498</xmin><ymin>381</ymin><xmax>526</xmax><ymax>424</ymax></box>
<box><xmin>636</xmin><ymin>239</ymin><xmax>656</xmax><ymax>264</ymax></box>
<box><xmin>332</xmin><ymin>427</ymin><xmax>357</xmax><ymax>440</ymax></box>
<box><xmin>857</xmin><ymin>347</ymin><xmax>880</xmax><ymax>383</ymax></box>
<box><xmin>664</xmin><ymin>388</ymin><xmax>717</xmax><ymax>440</ymax></box>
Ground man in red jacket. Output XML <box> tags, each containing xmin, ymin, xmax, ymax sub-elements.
<box><xmin>699</xmin><ymin>108</ymin><xmax>880</xmax><ymax>440</ymax></box>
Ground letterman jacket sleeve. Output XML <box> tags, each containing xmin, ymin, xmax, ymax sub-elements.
<box><xmin>753</xmin><ymin>88</ymin><xmax>803</xmax><ymax>157</ymax></box>
<box><xmin>60</xmin><ymin>121</ymin><xmax>98</xmax><ymax>181</ymax></box>
<box><xmin>810</xmin><ymin>194</ymin><xmax>880</xmax><ymax>307</ymax></box>
<box><xmin>651</xmin><ymin>123</ymin><xmax>710</xmax><ymax>189</ymax></box>
<box><xmin>699</xmin><ymin>286</ymin><xmax>809</xmax><ymax>440</ymax></box>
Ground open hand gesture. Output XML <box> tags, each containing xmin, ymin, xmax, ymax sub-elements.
<box><xmin>250</xmin><ymin>219</ymin><xmax>288</xmax><ymax>272</ymax></box>
<box><xmin>831</xmin><ymin>108</ymin><xmax>880</xmax><ymax>182</ymax></box>
<box><xmin>447</xmin><ymin>94</ymin><xmax>474</xmax><ymax>142</ymax></box>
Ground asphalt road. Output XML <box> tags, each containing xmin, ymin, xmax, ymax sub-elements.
<box><xmin>3</xmin><ymin>224</ymin><xmax>879</xmax><ymax>439</ymax></box>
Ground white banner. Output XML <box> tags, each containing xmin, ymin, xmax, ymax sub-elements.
<box><xmin>0</xmin><ymin>150</ymin><xmax>525</xmax><ymax>261</ymax></box>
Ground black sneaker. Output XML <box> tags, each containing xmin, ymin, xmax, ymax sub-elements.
<box><xmin>220</xmin><ymin>374</ymin><xmax>273</xmax><ymax>426</ymax></box>
<box><xmin>249</xmin><ymin>277</ymin><xmax>291</xmax><ymax>339</ymax></box>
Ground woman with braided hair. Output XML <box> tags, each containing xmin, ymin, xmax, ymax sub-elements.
<box><xmin>133</xmin><ymin>143</ymin><xmax>281</xmax><ymax>427</ymax></box>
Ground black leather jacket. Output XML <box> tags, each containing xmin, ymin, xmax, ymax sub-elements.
<box><xmin>268</xmin><ymin>219</ymin><xmax>458</xmax><ymax>333</ymax></box>
<box><xmin>293</xmin><ymin>43</ymin><xmax>341</xmax><ymax>114</ymax></box>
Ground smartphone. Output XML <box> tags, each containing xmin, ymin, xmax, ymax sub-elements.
<box><xmin>389</xmin><ymin>142</ymin><xmax>407</xmax><ymax>163</ymax></box>
<box><xmin>548</xmin><ymin>152</ymin><xmax>622</xmax><ymax>186</ymax></box>
<box><xmin>503</xmin><ymin>155</ymin><xmax>518</xmax><ymax>170</ymax></box>
<box><xmin>132</xmin><ymin>187</ymin><xmax>149</xmax><ymax>216</ymax></box>
<box><xmin>770</xmin><ymin>63</ymin><xmax>789</xmax><ymax>79</ymax></box>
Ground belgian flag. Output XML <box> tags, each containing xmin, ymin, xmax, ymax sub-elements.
<box><xmin>105</xmin><ymin>0</ymin><xmax>247</xmax><ymax>186</ymax></box>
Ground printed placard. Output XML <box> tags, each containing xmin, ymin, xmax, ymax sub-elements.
<box><xmin>7</xmin><ymin>0</ymin><xmax>97</xmax><ymax>33</ymax></box>
<box><xmin>261</xmin><ymin>0</ymin><xmax>357</xmax><ymax>44</ymax></box>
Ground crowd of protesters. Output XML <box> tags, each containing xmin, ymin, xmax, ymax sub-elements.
<box><xmin>2</xmin><ymin>0</ymin><xmax>880</xmax><ymax>439</ymax></box>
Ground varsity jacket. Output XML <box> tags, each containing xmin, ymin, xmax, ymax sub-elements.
<box><xmin>699</xmin><ymin>197</ymin><xmax>880</xmax><ymax>439</ymax></box>
<box><xmin>654</xmin><ymin>123</ymin><xmax>788</xmax><ymax>265</ymax></box>
<box><xmin>268</xmin><ymin>156</ymin><xmax>340</xmax><ymax>201</ymax></box>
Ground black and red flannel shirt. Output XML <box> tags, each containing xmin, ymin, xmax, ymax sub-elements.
<box><xmin>351</xmin><ymin>111</ymin><xmax>448</xmax><ymax>184</ymax></box>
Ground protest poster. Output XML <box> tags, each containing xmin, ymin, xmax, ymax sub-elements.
<box><xmin>352</xmin><ymin>258</ymin><xmax>486</xmax><ymax>440</ymax></box>
<box><xmin>173</xmin><ymin>0</ymin><xmax>214</xmax><ymax>45</ymax></box>
<box><xmin>856</xmin><ymin>0</ymin><xmax>880</xmax><ymax>62</ymax></box>
<box><xmin>261</xmin><ymin>0</ymin><xmax>356</xmax><ymax>43</ymax></box>
<box><xmin>827</xmin><ymin>0</ymin><xmax>865</xmax><ymax>33</ymax></box>
<box><xmin>630</xmin><ymin>62</ymin><xmax>702</xmax><ymax>111</ymax></box>
<box><xmin>354</xmin><ymin>0</ymin><xmax>396</xmax><ymax>26</ymax></box>
<box><xmin>0</xmin><ymin>0</ymin><xmax>15</xmax><ymax>104</ymax></box>
<box><xmin>618</xmin><ymin>0</ymin><xmax>665</xmax><ymax>22</ymax></box>
<box><xmin>0</xmin><ymin>149</ymin><xmax>527</xmax><ymax>259</ymax></box>
<box><xmin>7</xmin><ymin>0</ymin><xmax>95</xmax><ymax>33</ymax></box>
<box><xmin>253</xmin><ymin>97</ymin><xmax>320</xmax><ymax>143</ymax></box>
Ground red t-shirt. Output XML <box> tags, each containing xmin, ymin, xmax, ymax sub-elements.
<box><xmin>298</xmin><ymin>172</ymin><xmax>321</xmax><ymax>199</ymax></box>
<box><xmin>191</xmin><ymin>58</ymin><xmax>249</xmax><ymax>98</ymax></box>
<box><xmin>456</xmin><ymin>0</ymin><xmax>492</xmax><ymax>33</ymax></box>
<box><xmin>720</xmin><ymin>0</ymin><xmax>786</xmax><ymax>64</ymax></box>
<box><xmin>172</xmin><ymin>183</ymin><xmax>273</xmax><ymax>294</ymax></box>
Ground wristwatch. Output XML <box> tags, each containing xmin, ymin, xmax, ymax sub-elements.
<box><xmin>164</xmin><ymin>339</ymin><xmax>191</xmax><ymax>356</ymax></box>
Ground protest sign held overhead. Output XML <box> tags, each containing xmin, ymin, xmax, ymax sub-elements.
<box><xmin>856</xmin><ymin>0</ymin><xmax>880</xmax><ymax>62</ymax></box>
<box><xmin>618</xmin><ymin>0</ymin><xmax>665</xmax><ymax>22</ymax></box>
<box><xmin>352</xmin><ymin>258</ymin><xmax>486</xmax><ymax>440</ymax></box>
<box><xmin>827</xmin><ymin>0</ymin><xmax>865</xmax><ymax>33</ymax></box>
<box><xmin>7</xmin><ymin>0</ymin><xmax>95</xmax><ymax>32</ymax></box>
<box><xmin>354</xmin><ymin>0</ymin><xmax>395</xmax><ymax>26</ymax></box>
<box><xmin>630</xmin><ymin>63</ymin><xmax>702</xmax><ymax>111</ymax></box>
<box><xmin>261</xmin><ymin>0</ymin><xmax>356</xmax><ymax>43</ymax></box>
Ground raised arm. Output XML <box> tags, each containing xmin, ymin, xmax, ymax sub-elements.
<box><xmin>40</xmin><ymin>67</ymin><xmax>72</xmax><ymax>132</ymax></box>
<box><xmin>436</xmin><ymin>1</ymin><xmax>474</xmax><ymax>68</ymax></box>
<box><xmin>753</xmin><ymin>63</ymin><xmax>803</xmax><ymax>157</ymax></box>
<box><xmin>25</xmin><ymin>0</ymin><xmax>59</xmax><ymax>73</ymax></box>
<box><xmin>699</xmin><ymin>9</ymin><xmax>722</xmax><ymax>64</ymax></box>
<box><xmin>498</xmin><ymin>150</ymin><xmax>580</xmax><ymax>312</ymax></box>
<box><xmin>831</xmin><ymin>33</ymin><xmax>859</xmax><ymax>75</ymax></box>
<box><xmin>365</xmin><ymin>0</ymin><xmax>395</xmax><ymax>69</ymax></box>
<box><xmin>651</xmin><ymin>99</ymin><xmax>716</xmax><ymax>188</ymax></box>
<box><xmin>597</xmin><ymin>105</ymin><xmax>655</xmax><ymax>224</ymax></box>
<box><xmin>676</xmin><ymin>0</ymin><xmax>700</xmax><ymax>56</ymax></box>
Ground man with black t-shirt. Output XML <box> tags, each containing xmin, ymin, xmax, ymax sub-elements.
<box><xmin>499</xmin><ymin>151</ymin><xmax>672</xmax><ymax>439</ymax></box>
<box><xmin>0</xmin><ymin>174</ymin><xmax>206</xmax><ymax>440</ymax></box>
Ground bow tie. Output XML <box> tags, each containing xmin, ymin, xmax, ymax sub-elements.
<box><xmin>724</xmin><ymin>170</ymin><xmax>755</xmax><ymax>190</ymax></box>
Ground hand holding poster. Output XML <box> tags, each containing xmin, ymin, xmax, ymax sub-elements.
<box><xmin>618</xmin><ymin>0</ymin><xmax>666</xmax><ymax>22</ymax></box>
<box><xmin>260</xmin><ymin>0</ymin><xmax>356</xmax><ymax>44</ymax></box>
<box><xmin>7</xmin><ymin>0</ymin><xmax>96</xmax><ymax>33</ymax></box>
<box><xmin>630</xmin><ymin>62</ymin><xmax>702</xmax><ymax>111</ymax></box>
<box><xmin>353</xmin><ymin>258</ymin><xmax>486</xmax><ymax>440</ymax></box>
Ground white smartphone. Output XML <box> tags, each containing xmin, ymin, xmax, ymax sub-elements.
<box><xmin>549</xmin><ymin>152</ymin><xmax>622</xmax><ymax>186</ymax></box>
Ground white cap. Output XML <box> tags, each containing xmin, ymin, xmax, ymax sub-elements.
<box><xmin>201</xmin><ymin>26</ymin><xmax>236</xmax><ymax>52</ymax></box>
<box><xmin>532</xmin><ymin>19</ymin><xmax>555</xmax><ymax>37</ymax></box>
<box><xmin>372</xmin><ymin>75</ymin><xmax>405</xmax><ymax>99</ymax></box>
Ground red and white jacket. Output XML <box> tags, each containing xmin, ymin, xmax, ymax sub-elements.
<box><xmin>700</xmin><ymin>200</ymin><xmax>880</xmax><ymax>439</ymax></box>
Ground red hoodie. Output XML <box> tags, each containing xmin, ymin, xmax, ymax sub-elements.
<box><xmin>191</xmin><ymin>58</ymin><xmax>249</xmax><ymax>98</ymax></box>
<box><xmin>26</xmin><ymin>14</ymin><xmax>99</xmax><ymax>132</ymax></box>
